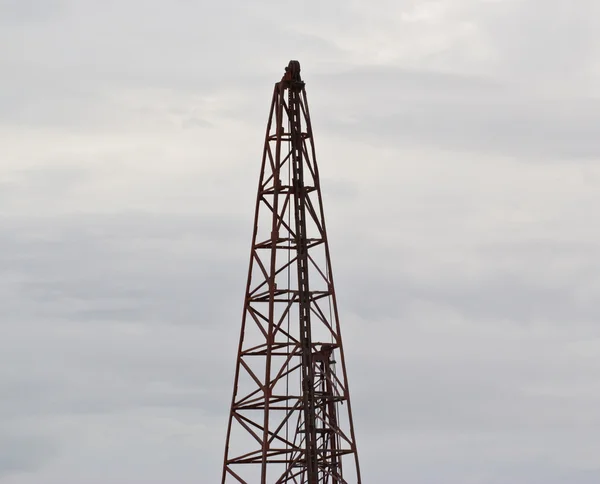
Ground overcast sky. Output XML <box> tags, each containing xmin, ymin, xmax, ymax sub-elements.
<box><xmin>2</xmin><ymin>0</ymin><xmax>600</xmax><ymax>482</ymax></box>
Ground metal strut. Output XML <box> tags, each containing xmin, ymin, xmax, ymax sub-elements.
<box><xmin>284</xmin><ymin>61</ymin><xmax>319</xmax><ymax>483</ymax></box>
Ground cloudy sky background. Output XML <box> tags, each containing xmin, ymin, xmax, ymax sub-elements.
<box><xmin>2</xmin><ymin>0</ymin><xmax>600</xmax><ymax>482</ymax></box>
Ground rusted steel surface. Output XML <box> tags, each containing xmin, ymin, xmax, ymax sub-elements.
<box><xmin>221</xmin><ymin>61</ymin><xmax>361</xmax><ymax>484</ymax></box>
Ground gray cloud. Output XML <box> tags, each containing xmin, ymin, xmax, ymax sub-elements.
<box><xmin>0</xmin><ymin>0</ymin><xmax>64</xmax><ymax>25</ymax></box>
<box><xmin>2</xmin><ymin>0</ymin><xmax>600</xmax><ymax>482</ymax></box>
<box><xmin>314</xmin><ymin>66</ymin><xmax>600</xmax><ymax>159</ymax></box>
<box><xmin>335</xmin><ymin>237</ymin><xmax>600</xmax><ymax>324</ymax></box>
<box><xmin>475</xmin><ymin>0</ymin><xmax>600</xmax><ymax>81</ymax></box>
<box><xmin>0</xmin><ymin>432</ymin><xmax>56</xmax><ymax>479</ymax></box>
<box><xmin>0</xmin><ymin>213</ymin><xmax>247</xmax><ymax>325</ymax></box>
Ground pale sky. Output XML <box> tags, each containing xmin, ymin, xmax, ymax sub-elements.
<box><xmin>2</xmin><ymin>1</ymin><xmax>600</xmax><ymax>483</ymax></box>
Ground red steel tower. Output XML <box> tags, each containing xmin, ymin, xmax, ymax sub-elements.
<box><xmin>221</xmin><ymin>61</ymin><xmax>361</xmax><ymax>484</ymax></box>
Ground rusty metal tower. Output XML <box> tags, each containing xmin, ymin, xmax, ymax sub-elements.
<box><xmin>221</xmin><ymin>61</ymin><xmax>361</xmax><ymax>484</ymax></box>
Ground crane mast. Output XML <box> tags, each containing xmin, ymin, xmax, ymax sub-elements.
<box><xmin>221</xmin><ymin>61</ymin><xmax>361</xmax><ymax>484</ymax></box>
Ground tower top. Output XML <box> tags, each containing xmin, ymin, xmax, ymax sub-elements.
<box><xmin>282</xmin><ymin>60</ymin><xmax>302</xmax><ymax>83</ymax></box>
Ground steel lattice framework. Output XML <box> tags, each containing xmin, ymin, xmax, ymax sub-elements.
<box><xmin>221</xmin><ymin>61</ymin><xmax>361</xmax><ymax>484</ymax></box>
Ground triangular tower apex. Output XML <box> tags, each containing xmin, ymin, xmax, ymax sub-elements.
<box><xmin>282</xmin><ymin>59</ymin><xmax>302</xmax><ymax>83</ymax></box>
<box><xmin>221</xmin><ymin>61</ymin><xmax>361</xmax><ymax>484</ymax></box>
